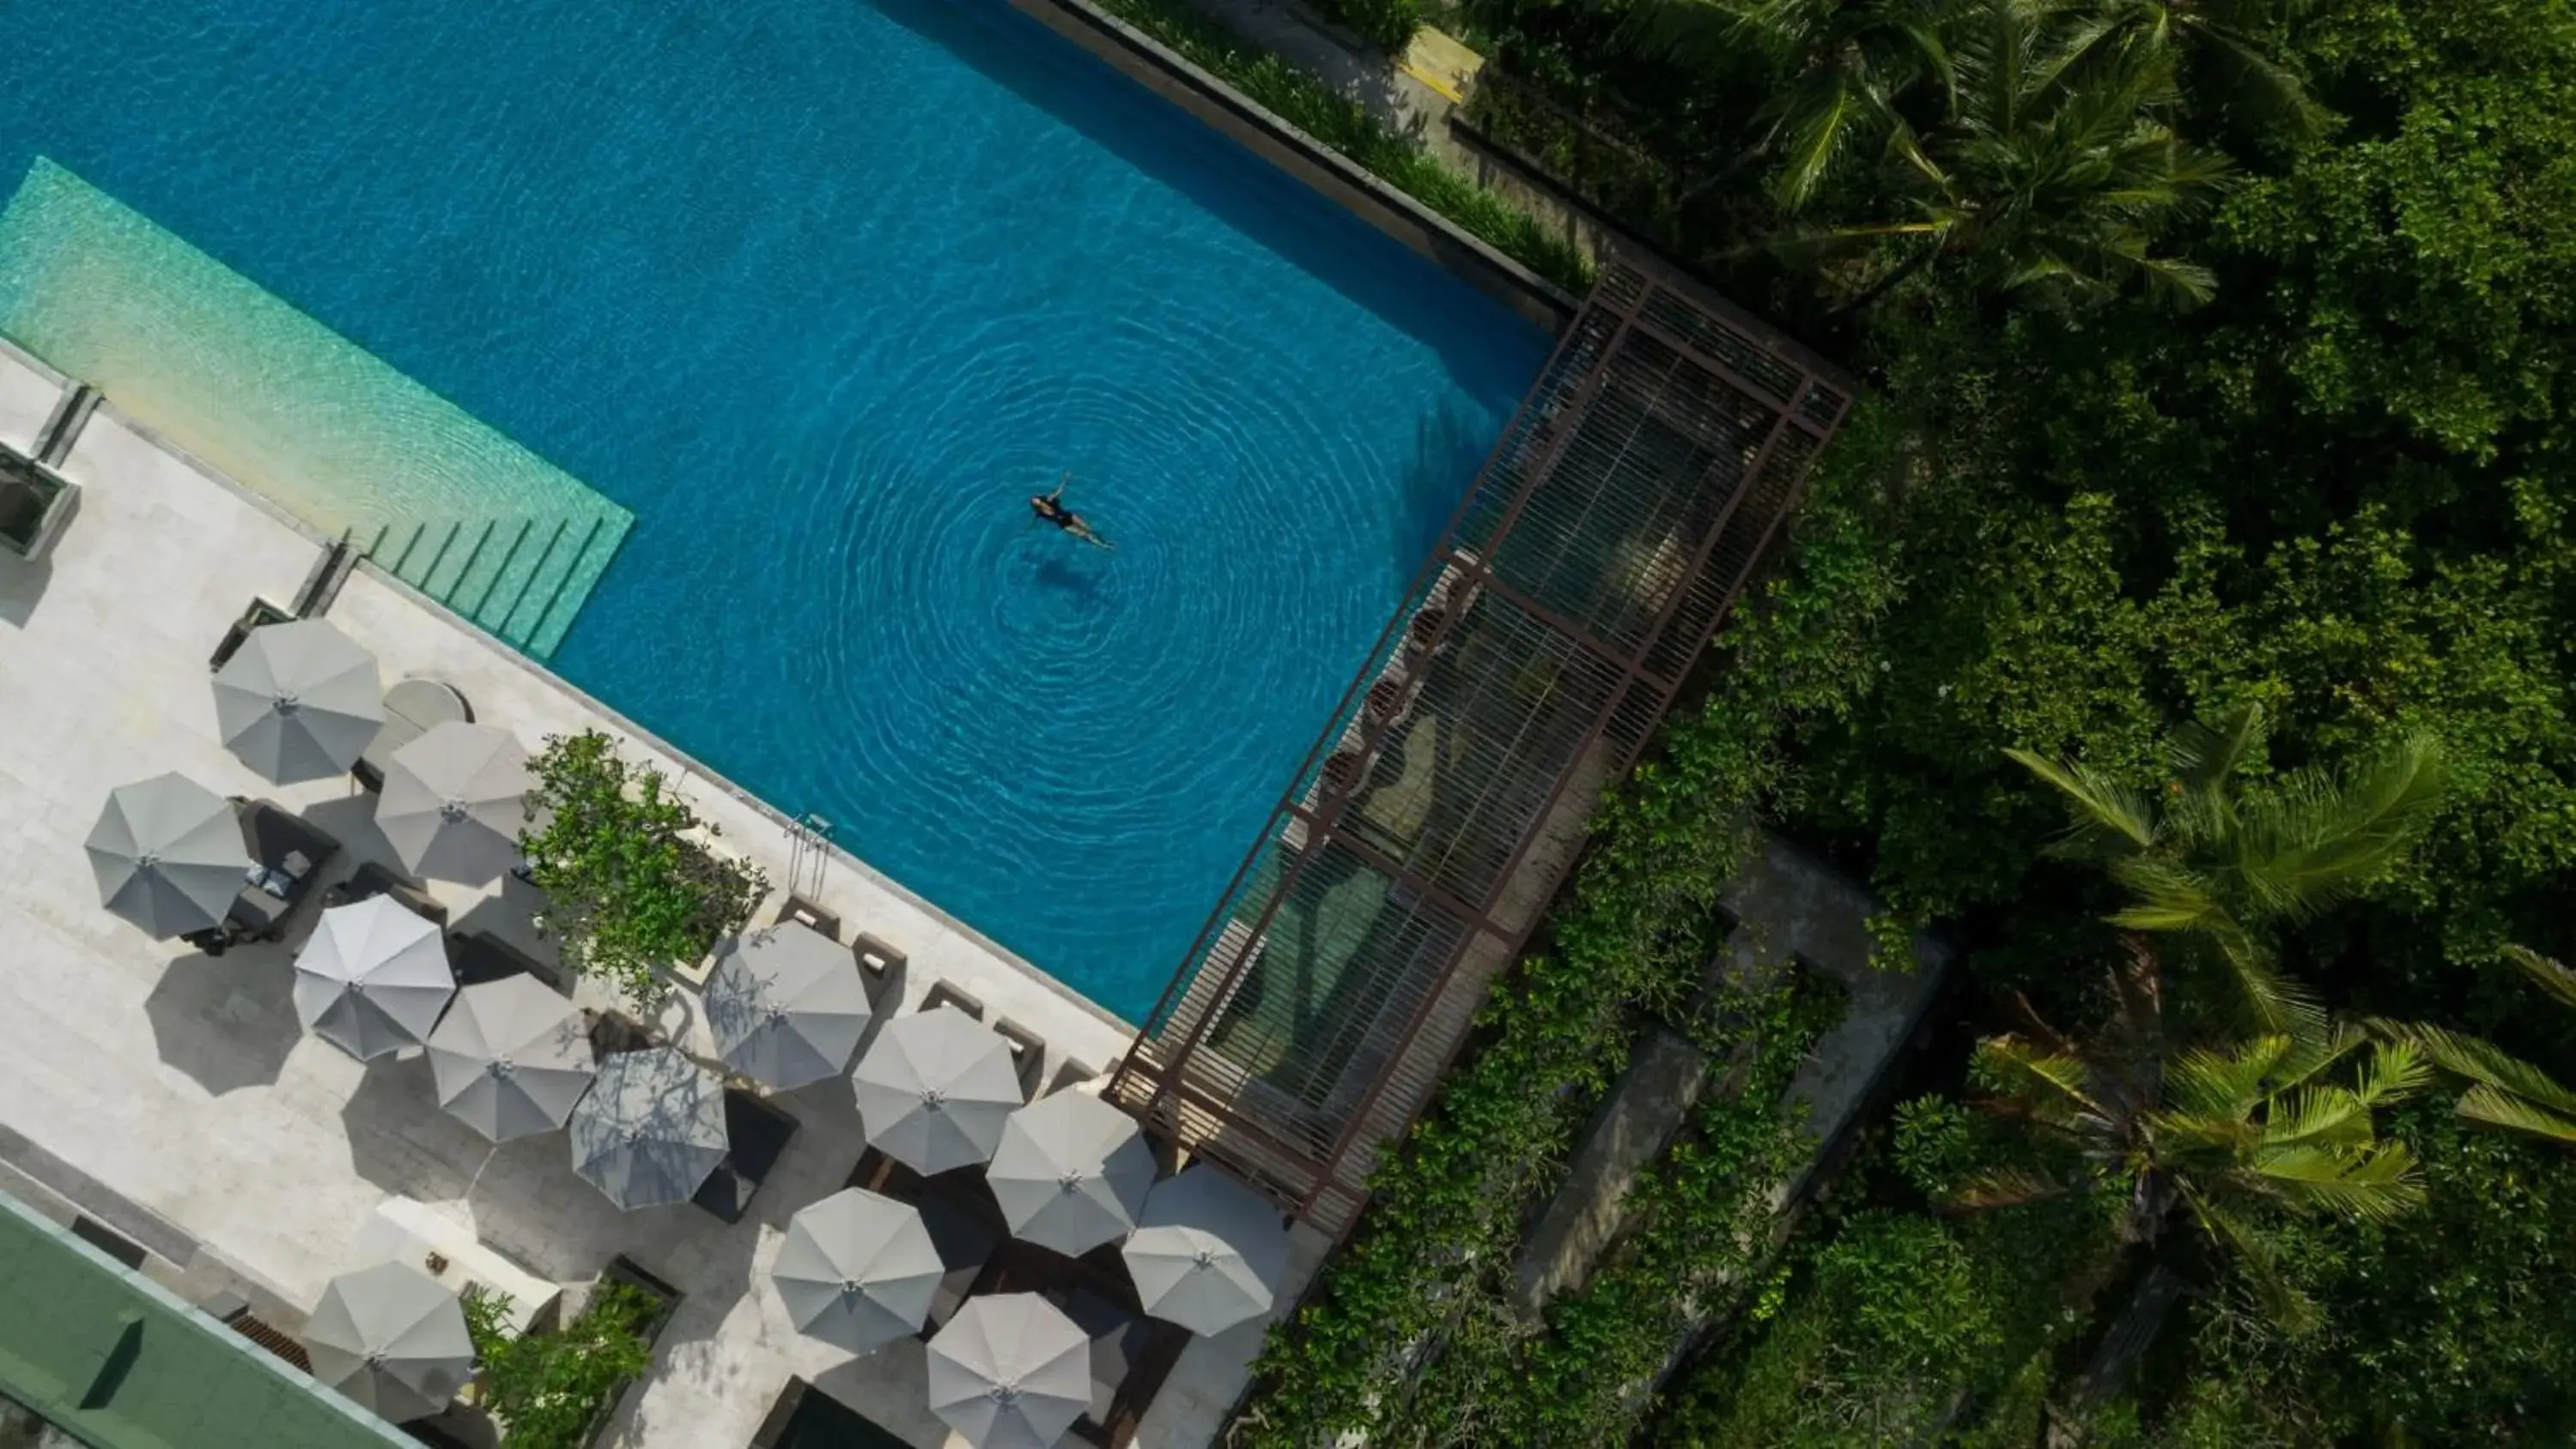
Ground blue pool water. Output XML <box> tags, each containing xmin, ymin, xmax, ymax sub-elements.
<box><xmin>0</xmin><ymin>0</ymin><xmax>1549</xmax><ymax>1017</ymax></box>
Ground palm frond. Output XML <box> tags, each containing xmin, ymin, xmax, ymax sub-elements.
<box><xmin>2004</xmin><ymin>747</ymin><xmax>2154</xmax><ymax>853</ymax></box>
<box><xmin>1941</xmin><ymin>1165</ymin><xmax>2073</xmax><ymax>1212</ymax></box>
<box><xmin>2237</xmin><ymin>734</ymin><xmax>2445</xmax><ymax>921</ymax></box>
<box><xmin>2351</xmin><ymin>1039</ymin><xmax>2432</xmax><ymax>1108</ymax></box>
<box><xmin>2504</xmin><ymin>946</ymin><xmax>2576</xmax><ymax>1011</ymax></box>
<box><xmin>2187</xmin><ymin>1191</ymin><xmax>2321</xmax><ymax>1337</ymax></box>
<box><xmin>1768</xmin><ymin>69</ymin><xmax>1888</xmax><ymax>211</ymax></box>
<box><xmin>2252</xmin><ymin>1141</ymin><xmax>2423</xmax><ymax>1222</ymax></box>
<box><xmin>1971</xmin><ymin>1034</ymin><xmax>2099</xmax><ymax>1119</ymax></box>
<box><xmin>2258</xmin><ymin>1086</ymin><xmax>2373</xmax><ymax>1151</ymax></box>
<box><xmin>2180</xmin><ymin>18</ymin><xmax>2336</xmax><ymax>141</ymax></box>
<box><xmin>2166</xmin><ymin>702</ymin><xmax>2264</xmax><ymax>803</ymax></box>
<box><xmin>2166</xmin><ymin>1034</ymin><xmax>2292</xmax><ymax>1118</ymax></box>
<box><xmin>2456</xmin><ymin>1086</ymin><xmax>2576</xmax><ymax>1145</ymax></box>
<box><xmin>2379</xmin><ymin>1021</ymin><xmax>2576</xmax><ymax>1116</ymax></box>
<box><xmin>2105</xmin><ymin>856</ymin><xmax>2221</xmax><ymax>932</ymax></box>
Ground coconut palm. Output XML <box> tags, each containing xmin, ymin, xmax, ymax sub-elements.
<box><xmin>1619</xmin><ymin>0</ymin><xmax>1968</xmax><ymax>211</ymax></box>
<box><xmin>1788</xmin><ymin>0</ymin><xmax>2233</xmax><ymax>312</ymax></box>
<box><xmin>1960</xmin><ymin>945</ymin><xmax>2428</xmax><ymax>1333</ymax></box>
<box><xmin>2055</xmin><ymin>0</ymin><xmax>2332</xmax><ymax>142</ymax></box>
<box><xmin>2379</xmin><ymin>948</ymin><xmax>2576</xmax><ymax>1145</ymax></box>
<box><xmin>2007</xmin><ymin>703</ymin><xmax>2445</xmax><ymax>1032</ymax></box>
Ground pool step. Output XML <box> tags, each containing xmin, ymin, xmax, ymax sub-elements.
<box><xmin>361</xmin><ymin>504</ymin><xmax>630</xmax><ymax>660</ymax></box>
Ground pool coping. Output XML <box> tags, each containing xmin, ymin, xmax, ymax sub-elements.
<box><xmin>0</xmin><ymin>331</ymin><xmax>1139</xmax><ymax>1039</ymax></box>
<box><xmin>1003</xmin><ymin>0</ymin><xmax>1583</xmax><ymax>336</ymax></box>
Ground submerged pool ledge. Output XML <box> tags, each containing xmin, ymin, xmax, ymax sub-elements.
<box><xmin>1006</xmin><ymin>0</ymin><xmax>1580</xmax><ymax>336</ymax></box>
<box><xmin>0</xmin><ymin>161</ymin><xmax>633</xmax><ymax>659</ymax></box>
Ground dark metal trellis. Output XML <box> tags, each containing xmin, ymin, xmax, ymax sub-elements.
<box><xmin>1106</xmin><ymin>252</ymin><xmax>1854</xmax><ymax>1235</ymax></box>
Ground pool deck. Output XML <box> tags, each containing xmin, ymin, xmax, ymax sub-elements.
<box><xmin>0</xmin><ymin>343</ymin><xmax>1321</xmax><ymax>1447</ymax></box>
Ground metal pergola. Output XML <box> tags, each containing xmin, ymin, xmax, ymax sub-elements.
<box><xmin>1109</xmin><ymin>253</ymin><xmax>1855</xmax><ymax>1234</ymax></box>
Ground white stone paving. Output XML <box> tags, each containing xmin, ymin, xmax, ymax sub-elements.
<box><xmin>0</xmin><ymin>343</ymin><xmax>1315</xmax><ymax>1449</ymax></box>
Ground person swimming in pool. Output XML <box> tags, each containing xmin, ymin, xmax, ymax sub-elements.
<box><xmin>1030</xmin><ymin>474</ymin><xmax>1113</xmax><ymax>549</ymax></box>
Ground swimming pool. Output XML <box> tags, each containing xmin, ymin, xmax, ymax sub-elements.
<box><xmin>0</xmin><ymin>0</ymin><xmax>1550</xmax><ymax>1019</ymax></box>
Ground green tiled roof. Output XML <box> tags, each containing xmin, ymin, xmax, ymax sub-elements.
<box><xmin>0</xmin><ymin>1191</ymin><xmax>410</xmax><ymax>1449</ymax></box>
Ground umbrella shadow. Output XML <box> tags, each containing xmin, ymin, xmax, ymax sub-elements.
<box><xmin>143</xmin><ymin>943</ymin><xmax>301</xmax><ymax>1095</ymax></box>
<box><xmin>807</xmin><ymin>1339</ymin><xmax>949</xmax><ymax>1444</ymax></box>
<box><xmin>301</xmin><ymin>793</ymin><xmax>410</xmax><ymax>885</ymax></box>
<box><xmin>337</xmin><ymin>1052</ymin><xmax>487</xmax><ymax>1205</ymax></box>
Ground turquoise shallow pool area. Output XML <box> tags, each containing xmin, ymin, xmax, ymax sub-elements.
<box><xmin>0</xmin><ymin>0</ymin><xmax>1552</xmax><ymax>1020</ymax></box>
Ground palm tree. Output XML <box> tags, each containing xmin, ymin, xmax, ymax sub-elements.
<box><xmin>2379</xmin><ymin>948</ymin><xmax>2576</xmax><ymax>1144</ymax></box>
<box><xmin>2055</xmin><ymin>0</ymin><xmax>2332</xmax><ymax>142</ymax></box>
<box><xmin>1960</xmin><ymin>944</ymin><xmax>2428</xmax><ymax>1332</ymax></box>
<box><xmin>2007</xmin><ymin>702</ymin><xmax>2445</xmax><ymax>1032</ymax></box>
<box><xmin>1619</xmin><ymin>0</ymin><xmax>1966</xmax><ymax>211</ymax></box>
<box><xmin>1789</xmin><ymin>0</ymin><xmax>2233</xmax><ymax>312</ymax></box>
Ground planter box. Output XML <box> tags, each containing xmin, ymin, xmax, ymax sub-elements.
<box><xmin>0</xmin><ymin>450</ymin><xmax>77</xmax><ymax>562</ymax></box>
<box><xmin>573</xmin><ymin>1256</ymin><xmax>683</xmax><ymax>1449</ymax></box>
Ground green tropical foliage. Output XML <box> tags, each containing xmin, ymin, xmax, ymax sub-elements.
<box><xmin>1961</xmin><ymin>945</ymin><xmax>2427</xmax><ymax>1331</ymax></box>
<box><xmin>1240</xmin><ymin>0</ymin><xmax>2576</xmax><ymax>1439</ymax></box>
<box><xmin>2008</xmin><ymin>704</ymin><xmax>2444</xmax><ymax>1030</ymax></box>
<box><xmin>1803</xmin><ymin>0</ymin><xmax>2234</xmax><ymax>311</ymax></box>
<box><xmin>519</xmin><ymin>730</ymin><xmax>767</xmax><ymax>1009</ymax></box>
<box><xmin>2382</xmin><ymin>949</ymin><xmax>2576</xmax><ymax>1145</ymax></box>
<box><xmin>461</xmin><ymin>1281</ymin><xmax>658</xmax><ymax>1448</ymax></box>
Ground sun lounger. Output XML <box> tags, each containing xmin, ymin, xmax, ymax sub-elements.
<box><xmin>692</xmin><ymin>1090</ymin><xmax>799</xmax><ymax>1225</ymax></box>
<box><xmin>993</xmin><ymin>1016</ymin><xmax>1047</xmax><ymax>1096</ymax></box>
<box><xmin>852</xmin><ymin>931</ymin><xmax>905</xmax><ymax>1005</ymax></box>
<box><xmin>775</xmin><ymin>894</ymin><xmax>841</xmax><ymax>939</ymax></box>
<box><xmin>325</xmin><ymin>860</ymin><xmax>448</xmax><ymax>926</ymax></box>
<box><xmin>920</xmin><ymin>980</ymin><xmax>983</xmax><ymax>1021</ymax></box>
<box><xmin>225</xmin><ymin>799</ymin><xmax>341</xmax><ymax>942</ymax></box>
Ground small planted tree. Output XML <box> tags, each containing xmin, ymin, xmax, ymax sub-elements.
<box><xmin>519</xmin><ymin>730</ymin><xmax>766</xmax><ymax>1009</ymax></box>
<box><xmin>463</xmin><ymin>1281</ymin><xmax>658</xmax><ymax>1448</ymax></box>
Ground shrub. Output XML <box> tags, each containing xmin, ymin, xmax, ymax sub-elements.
<box><xmin>1660</xmin><ymin>1212</ymin><xmax>2003</xmax><ymax>1446</ymax></box>
<box><xmin>463</xmin><ymin>1281</ymin><xmax>658</xmax><ymax>1448</ymax></box>
<box><xmin>1309</xmin><ymin>0</ymin><xmax>1420</xmax><ymax>53</ymax></box>
<box><xmin>519</xmin><ymin>730</ymin><xmax>767</xmax><ymax>1009</ymax></box>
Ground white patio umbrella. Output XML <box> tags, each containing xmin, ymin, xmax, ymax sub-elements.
<box><xmin>987</xmin><ymin>1091</ymin><xmax>1156</xmax><ymax>1257</ymax></box>
<box><xmin>376</xmin><ymin>721</ymin><xmax>531</xmax><ymax>883</ymax></box>
<box><xmin>850</xmin><ymin>1005</ymin><xmax>1024</xmax><ymax>1175</ymax></box>
<box><xmin>926</xmin><ymin>1293</ymin><xmax>1092</xmax><ymax>1449</ymax></box>
<box><xmin>568</xmin><ymin>1047</ymin><xmax>728</xmax><ymax>1210</ymax></box>
<box><xmin>211</xmin><ymin>619</ymin><xmax>384</xmax><ymax>783</ymax></box>
<box><xmin>426</xmin><ymin>974</ymin><xmax>595</xmax><ymax>1141</ymax></box>
<box><xmin>303</xmin><ymin>1261</ymin><xmax>474</xmax><ymax>1423</ymax></box>
<box><xmin>704</xmin><ymin>923</ymin><xmax>872</xmax><ymax>1090</ymax></box>
<box><xmin>83</xmin><ymin>773</ymin><xmax>251</xmax><ymax>939</ymax></box>
<box><xmin>1121</xmin><ymin>1165</ymin><xmax>1291</xmax><ymax>1337</ymax></box>
<box><xmin>293</xmin><ymin>897</ymin><xmax>457</xmax><ymax>1060</ymax></box>
<box><xmin>770</xmin><ymin>1187</ymin><xmax>945</xmax><ymax>1355</ymax></box>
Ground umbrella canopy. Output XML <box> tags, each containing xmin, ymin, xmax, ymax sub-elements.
<box><xmin>293</xmin><ymin>898</ymin><xmax>457</xmax><ymax>1060</ymax></box>
<box><xmin>705</xmin><ymin>923</ymin><xmax>872</xmax><ymax>1090</ymax></box>
<box><xmin>926</xmin><ymin>1293</ymin><xmax>1092</xmax><ymax>1449</ymax></box>
<box><xmin>850</xmin><ymin>1005</ymin><xmax>1024</xmax><ymax>1175</ymax></box>
<box><xmin>988</xmin><ymin>1092</ymin><xmax>1156</xmax><ymax>1257</ymax></box>
<box><xmin>568</xmin><ymin>1046</ymin><xmax>728</xmax><ymax>1210</ymax></box>
<box><xmin>770</xmin><ymin>1187</ymin><xmax>944</xmax><ymax>1355</ymax></box>
<box><xmin>376</xmin><ymin>721</ymin><xmax>531</xmax><ymax>883</ymax></box>
<box><xmin>1121</xmin><ymin>1165</ymin><xmax>1291</xmax><ymax>1337</ymax></box>
<box><xmin>303</xmin><ymin>1261</ymin><xmax>473</xmax><ymax>1423</ymax></box>
<box><xmin>211</xmin><ymin>619</ymin><xmax>384</xmax><ymax>783</ymax></box>
<box><xmin>426</xmin><ymin>974</ymin><xmax>595</xmax><ymax>1141</ymax></box>
<box><xmin>84</xmin><ymin>773</ymin><xmax>252</xmax><ymax>939</ymax></box>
